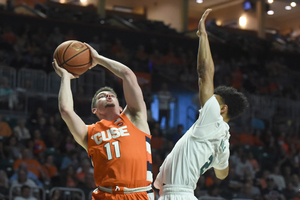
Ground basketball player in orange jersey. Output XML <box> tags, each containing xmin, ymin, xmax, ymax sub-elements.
<box><xmin>52</xmin><ymin>44</ymin><xmax>154</xmax><ymax>200</ymax></box>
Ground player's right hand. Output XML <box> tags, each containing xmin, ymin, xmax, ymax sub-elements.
<box><xmin>196</xmin><ymin>8</ymin><xmax>212</xmax><ymax>37</ymax></box>
<box><xmin>84</xmin><ymin>43</ymin><xmax>100</xmax><ymax>69</ymax></box>
<box><xmin>52</xmin><ymin>59</ymin><xmax>79</xmax><ymax>79</ymax></box>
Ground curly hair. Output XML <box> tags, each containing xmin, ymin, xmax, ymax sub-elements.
<box><xmin>91</xmin><ymin>86</ymin><xmax>118</xmax><ymax>111</ymax></box>
<box><xmin>214</xmin><ymin>86</ymin><xmax>249</xmax><ymax>119</ymax></box>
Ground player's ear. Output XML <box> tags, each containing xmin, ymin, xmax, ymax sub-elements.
<box><xmin>119</xmin><ymin>106</ymin><xmax>123</xmax><ymax>113</ymax></box>
<box><xmin>92</xmin><ymin>108</ymin><xmax>97</xmax><ymax>114</ymax></box>
<box><xmin>220</xmin><ymin>104</ymin><xmax>228</xmax><ymax>115</ymax></box>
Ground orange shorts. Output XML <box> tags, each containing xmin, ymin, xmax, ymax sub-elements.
<box><xmin>92</xmin><ymin>189</ymin><xmax>154</xmax><ymax>200</ymax></box>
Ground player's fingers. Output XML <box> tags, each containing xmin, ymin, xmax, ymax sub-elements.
<box><xmin>83</xmin><ymin>42</ymin><xmax>89</xmax><ymax>47</ymax></box>
<box><xmin>84</xmin><ymin>42</ymin><xmax>92</xmax><ymax>50</ymax></box>
<box><xmin>201</xmin><ymin>9</ymin><xmax>212</xmax><ymax>21</ymax></box>
<box><xmin>200</xmin><ymin>9</ymin><xmax>212</xmax><ymax>27</ymax></box>
<box><xmin>52</xmin><ymin>61</ymin><xmax>57</xmax><ymax>70</ymax></box>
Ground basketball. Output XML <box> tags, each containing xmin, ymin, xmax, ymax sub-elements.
<box><xmin>53</xmin><ymin>40</ymin><xmax>92</xmax><ymax>76</ymax></box>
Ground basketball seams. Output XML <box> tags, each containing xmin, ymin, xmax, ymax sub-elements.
<box><xmin>62</xmin><ymin>41</ymin><xmax>75</xmax><ymax>64</ymax></box>
<box><xmin>63</xmin><ymin>48</ymin><xmax>91</xmax><ymax>66</ymax></box>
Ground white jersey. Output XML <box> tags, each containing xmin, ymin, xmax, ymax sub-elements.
<box><xmin>154</xmin><ymin>95</ymin><xmax>230</xmax><ymax>199</ymax></box>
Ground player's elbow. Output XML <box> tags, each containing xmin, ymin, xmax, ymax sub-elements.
<box><xmin>214</xmin><ymin>167</ymin><xmax>229</xmax><ymax>180</ymax></box>
<box><xmin>122</xmin><ymin>67</ymin><xmax>135</xmax><ymax>79</ymax></box>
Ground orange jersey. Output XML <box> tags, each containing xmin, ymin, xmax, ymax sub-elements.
<box><xmin>87</xmin><ymin>112</ymin><xmax>152</xmax><ymax>188</ymax></box>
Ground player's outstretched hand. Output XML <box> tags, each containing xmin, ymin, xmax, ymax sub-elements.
<box><xmin>196</xmin><ymin>8</ymin><xmax>212</xmax><ymax>37</ymax></box>
<box><xmin>84</xmin><ymin>43</ymin><xmax>101</xmax><ymax>69</ymax></box>
<box><xmin>52</xmin><ymin>59</ymin><xmax>79</xmax><ymax>79</ymax></box>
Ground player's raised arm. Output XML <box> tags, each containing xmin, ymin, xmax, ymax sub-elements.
<box><xmin>85</xmin><ymin>43</ymin><xmax>147</xmax><ymax>119</ymax></box>
<box><xmin>197</xmin><ymin>9</ymin><xmax>215</xmax><ymax>108</ymax></box>
<box><xmin>52</xmin><ymin>59</ymin><xmax>88</xmax><ymax>151</ymax></box>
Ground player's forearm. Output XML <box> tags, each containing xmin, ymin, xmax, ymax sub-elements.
<box><xmin>58</xmin><ymin>75</ymin><xmax>74</xmax><ymax>114</ymax></box>
<box><xmin>197</xmin><ymin>32</ymin><xmax>214</xmax><ymax>78</ymax></box>
<box><xmin>94</xmin><ymin>55</ymin><xmax>131</xmax><ymax>79</ymax></box>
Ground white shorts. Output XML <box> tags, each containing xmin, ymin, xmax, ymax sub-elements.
<box><xmin>158</xmin><ymin>185</ymin><xmax>197</xmax><ymax>200</ymax></box>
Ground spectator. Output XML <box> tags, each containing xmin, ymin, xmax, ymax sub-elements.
<box><xmin>0</xmin><ymin>114</ymin><xmax>12</xmax><ymax>137</ymax></box>
<box><xmin>236</xmin><ymin>181</ymin><xmax>261</xmax><ymax>199</ymax></box>
<box><xmin>261</xmin><ymin>177</ymin><xmax>286</xmax><ymax>200</ymax></box>
<box><xmin>258</xmin><ymin>169</ymin><xmax>270</xmax><ymax>190</ymax></box>
<box><xmin>291</xmin><ymin>174</ymin><xmax>300</xmax><ymax>191</ymax></box>
<box><xmin>230</xmin><ymin>145</ymin><xmax>244</xmax><ymax>168</ymax></box>
<box><xmin>282</xmin><ymin>181</ymin><xmax>297</xmax><ymax>200</ymax></box>
<box><xmin>235</xmin><ymin>153</ymin><xmax>255</xmax><ymax>180</ymax></box>
<box><xmin>60</xmin><ymin>149</ymin><xmax>79</xmax><ymax>170</ymax></box>
<box><xmin>45</xmin><ymin>125</ymin><xmax>61</xmax><ymax>149</ymax></box>
<box><xmin>13</xmin><ymin>118</ymin><xmax>31</xmax><ymax>142</ymax></box>
<box><xmin>4</xmin><ymin>135</ymin><xmax>21</xmax><ymax>160</ymax></box>
<box><xmin>269</xmin><ymin>165</ymin><xmax>286</xmax><ymax>191</ymax></box>
<box><xmin>33</xmin><ymin>116</ymin><xmax>48</xmax><ymax>141</ymax></box>
<box><xmin>150</xmin><ymin>127</ymin><xmax>164</xmax><ymax>150</ymax></box>
<box><xmin>28</xmin><ymin>107</ymin><xmax>44</xmax><ymax>132</ymax></box>
<box><xmin>13</xmin><ymin>149</ymin><xmax>47</xmax><ymax>181</ymax></box>
<box><xmin>0</xmin><ymin>170</ymin><xmax>9</xmax><ymax>199</ymax></box>
<box><xmin>50</xmin><ymin>190</ymin><xmax>62</xmax><ymax>200</ymax></box>
<box><xmin>199</xmin><ymin>184</ymin><xmax>225</xmax><ymax>200</ymax></box>
<box><xmin>61</xmin><ymin>165</ymin><xmax>77</xmax><ymax>188</ymax></box>
<box><xmin>14</xmin><ymin>185</ymin><xmax>37</xmax><ymax>200</ymax></box>
<box><xmin>76</xmin><ymin>172</ymin><xmax>96</xmax><ymax>200</ymax></box>
<box><xmin>219</xmin><ymin>167</ymin><xmax>243</xmax><ymax>199</ymax></box>
<box><xmin>247</xmin><ymin>151</ymin><xmax>260</xmax><ymax>172</ymax></box>
<box><xmin>64</xmin><ymin>135</ymin><xmax>76</xmax><ymax>153</ymax></box>
<box><xmin>157</xmin><ymin>82</ymin><xmax>173</xmax><ymax>130</ymax></box>
<box><xmin>75</xmin><ymin>158</ymin><xmax>93</xmax><ymax>184</ymax></box>
<box><xmin>11</xmin><ymin>168</ymin><xmax>37</xmax><ymax>190</ymax></box>
<box><xmin>0</xmin><ymin>76</ymin><xmax>18</xmax><ymax>110</ymax></box>
<box><xmin>253</xmin><ymin>129</ymin><xmax>265</xmax><ymax>147</ymax></box>
<box><xmin>0</xmin><ymin>141</ymin><xmax>6</xmax><ymax>159</ymax></box>
<box><xmin>42</xmin><ymin>154</ymin><xmax>58</xmax><ymax>179</ymax></box>
<box><xmin>239</xmin><ymin>128</ymin><xmax>254</xmax><ymax>146</ymax></box>
<box><xmin>9</xmin><ymin>163</ymin><xmax>43</xmax><ymax>187</ymax></box>
<box><xmin>282</xmin><ymin>165</ymin><xmax>293</xmax><ymax>184</ymax></box>
<box><xmin>32</xmin><ymin>129</ymin><xmax>46</xmax><ymax>158</ymax></box>
<box><xmin>142</xmin><ymin>85</ymin><xmax>154</xmax><ymax>123</ymax></box>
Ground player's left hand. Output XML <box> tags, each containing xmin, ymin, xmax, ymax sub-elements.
<box><xmin>196</xmin><ymin>8</ymin><xmax>212</xmax><ymax>37</ymax></box>
<box><xmin>84</xmin><ymin>43</ymin><xmax>100</xmax><ymax>69</ymax></box>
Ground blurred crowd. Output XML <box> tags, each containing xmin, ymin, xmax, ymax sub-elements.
<box><xmin>1</xmin><ymin>9</ymin><xmax>300</xmax><ymax>200</ymax></box>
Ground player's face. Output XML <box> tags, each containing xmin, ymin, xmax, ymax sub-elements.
<box><xmin>95</xmin><ymin>91</ymin><xmax>120</xmax><ymax>112</ymax></box>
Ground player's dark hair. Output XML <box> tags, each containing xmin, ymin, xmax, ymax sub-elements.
<box><xmin>91</xmin><ymin>86</ymin><xmax>118</xmax><ymax>110</ymax></box>
<box><xmin>214</xmin><ymin>86</ymin><xmax>249</xmax><ymax>119</ymax></box>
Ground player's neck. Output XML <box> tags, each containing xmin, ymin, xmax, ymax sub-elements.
<box><xmin>98</xmin><ymin>112</ymin><xmax>120</xmax><ymax>121</ymax></box>
<box><xmin>222</xmin><ymin>115</ymin><xmax>230</xmax><ymax>123</ymax></box>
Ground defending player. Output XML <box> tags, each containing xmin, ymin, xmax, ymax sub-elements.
<box><xmin>52</xmin><ymin>44</ymin><xmax>154</xmax><ymax>200</ymax></box>
<box><xmin>153</xmin><ymin>9</ymin><xmax>249</xmax><ymax>199</ymax></box>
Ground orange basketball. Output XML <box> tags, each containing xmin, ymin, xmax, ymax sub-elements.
<box><xmin>53</xmin><ymin>40</ymin><xmax>92</xmax><ymax>76</ymax></box>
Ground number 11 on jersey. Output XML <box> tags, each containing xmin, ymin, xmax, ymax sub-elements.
<box><xmin>104</xmin><ymin>141</ymin><xmax>121</xmax><ymax>160</ymax></box>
